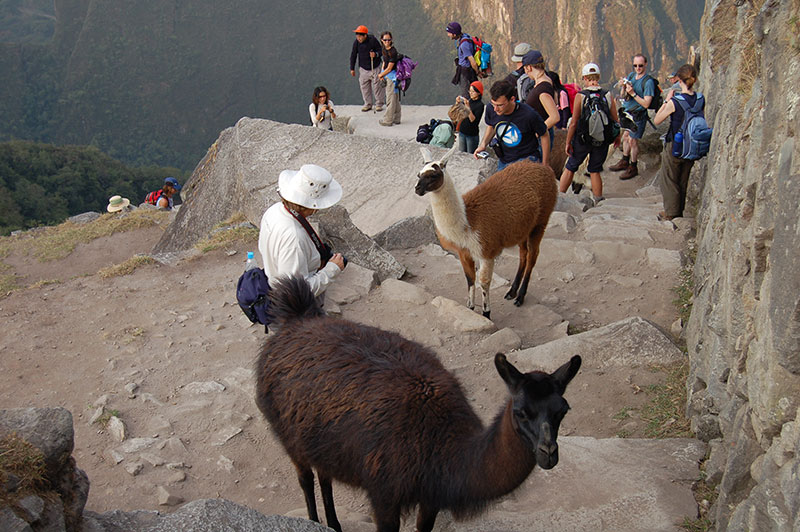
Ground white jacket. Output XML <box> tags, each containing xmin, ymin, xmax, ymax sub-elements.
<box><xmin>258</xmin><ymin>202</ymin><xmax>340</xmax><ymax>297</ymax></box>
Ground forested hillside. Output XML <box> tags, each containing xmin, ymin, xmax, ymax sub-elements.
<box><xmin>0</xmin><ymin>141</ymin><xmax>185</xmax><ymax>235</ymax></box>
<box><xmin>0</xmin><ymin>0</ymin><xmax>701</xmax><ymax>171</ymax></box>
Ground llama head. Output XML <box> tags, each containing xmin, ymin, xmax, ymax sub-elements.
<box><xmin>415</xmin><ymin>145</ymin><xmax>457</xmax><ymax>196</ymax></box>
<box><xmin>494</xmin><ymin>353</ymin><xmax>581</xmax><ymax>470</ymax></box>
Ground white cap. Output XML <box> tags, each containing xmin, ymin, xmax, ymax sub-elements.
<box><xmin>581</xmin><ymin>63</ymin><xmax>600</xmax><ymax>77</ymax></box>
<box><xmin>278</xmin><ymin>164</ymin><xmax>342</xmax><ymax>210</ymax></box>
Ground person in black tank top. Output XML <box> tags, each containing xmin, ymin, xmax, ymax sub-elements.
<box><xmin>653</xmin><ymin>64</ymin><xmax>703</xmax><ymax>221</ymax></box>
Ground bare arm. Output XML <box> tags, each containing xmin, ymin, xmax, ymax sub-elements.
<box><xmin>475</xmin><ymin>124</ymin><xmax>496</xmax><ymax>157</ymax></box>
<box><xmin>539</xmin><ymin>92</ymin><xmax>560</xmax><ymax>129</ymax></box>
<box><xmin>540</xmin><ymin>131</ymin><xmax>550</xmax><ymax>166</ymax></box>
<box><xmin>653</xmin><ymin>99</ymin><xmax>675</xmax><ymax>125</ymax></box>
<box><xmin>565</xmin><ymin>94</ymin><xmax>582</xmax><ymax>154</ymax></box>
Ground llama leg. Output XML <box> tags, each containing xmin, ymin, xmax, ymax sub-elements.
<box><xmin>477</xmin><ymin>259</ymin><xmax>494</xmax><ymax>319</ymax></box>
<box><xmin>294</xmin><ymin>463</ymin><xmax>319</xmax><ymax>523</ymax></box>
<box><xmin>415</xmin><ymin>503</ymin><xmax>439</xmax><ymax>532</ymax></box>
<box><xmin>318</xmin><ymin>474</ymin><xmax>342</xmax><ymax>532</ymax></box>
<box><xmin>457</xmin><ymin>250</ymin><xmax>477</xmax><ymax>310</ymax></box>
<box><xmin>372</xmin><ymin>502</ymin><xmax>401</xmax><ymax>532</ymax></box>
<box><xmin>515</xmin><ymin>226</ymin><xmax>546</xmax><ymax>307</ymax></box>
<box><xmin>504</xmin><ymin>242</ymin><xmax>529</xmax><ymax>301</ymax></box>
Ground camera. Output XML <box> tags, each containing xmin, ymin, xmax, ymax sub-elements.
<box><xmin>476</xmin><ymin>151</ymin><xmax>489</xmax><ymax>159</ymax></box>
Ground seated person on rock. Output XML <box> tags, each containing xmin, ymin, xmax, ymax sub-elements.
<box><xmin>258</xmin><ymin>164</ymin><xmax>346</xmax><ymax>304</ymax></box>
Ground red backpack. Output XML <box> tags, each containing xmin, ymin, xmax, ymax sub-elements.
<box><xmin>563</xmin><ymin>83</ymin><xmax>580</xmax><ymax>112</ymax></box>
<box><xmin>145</xmin><ymin>189</ymin><xmax>162</xmax><ymax>205</ymax></box>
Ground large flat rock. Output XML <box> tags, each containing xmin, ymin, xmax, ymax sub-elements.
<box><xmin>153</xmin><ymin>115</ymin><xmax>494</xmax><ymax>253</ymax></box>
<box><xmin>439</xmin><ymin>436</ymin><xmax>705</xmax><ymax>532</ymax></box>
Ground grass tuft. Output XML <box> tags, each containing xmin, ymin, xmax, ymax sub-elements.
<box><xmin>98</xmin><ymin>255</ymin><xmax>156</xmax><ymax>279</ymax></box>
<box><xmin>195</xmin><ymin>214</ymin><xmax>258</xmax><ymax>253</ymax></box>
<box><xmin>0</xmin><ymin>209</ymin><xmax>169</xmax><ymax>263</ymax></box>
<box><xmin>0</xmin><ymin>433</ymin><xmax>51</xmax><ymax>506</ymax></box>
<box><xmin>640</xmin><ymin>361</ymin><xmax>692</xmax><ymax>438</ymax></box>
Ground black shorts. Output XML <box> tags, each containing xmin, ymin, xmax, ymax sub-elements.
<box><xmin>565</xmin><ymin>139</ymin><xmax>609</xmax><ymax>173</ymax></box>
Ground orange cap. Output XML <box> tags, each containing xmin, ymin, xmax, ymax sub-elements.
<box><xmin>353</xmin><ymin>25</ymin><xmax>368</xmax><ymax>34</ymax></box>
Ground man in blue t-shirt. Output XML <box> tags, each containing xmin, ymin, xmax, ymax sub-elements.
<box><xmin>446</xmin><ymin>21</ymin><xmax>480</xmax><ymax>98</ymax></box>
<box><xmin>610</xmin><ymin>53</ymin><xmax>655</xmax><ymax>180</ymax></box>
<box><xmin>474</xmin><ymin>80</ymin><xmax>548</xmax><ymax>172</ymax></box>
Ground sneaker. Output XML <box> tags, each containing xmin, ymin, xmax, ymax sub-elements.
<box><xmin>374</xmin><ymin>106</ymin><xmax>383</xmax><ymax>112</ymax></box>
<box><xmin>592</xmin><ymin>195</ymin><xmax>605</xmax><ymax>206</ymax></box>
<box><xmin>361</xmin><ymin>105</ymin><xmax>372</xmax><ymax>112</ymax></box>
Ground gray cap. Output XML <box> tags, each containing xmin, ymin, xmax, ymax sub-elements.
<box><xmin>511</xmin><ymin>43</ymin><xmax>532</xmax><ymax>62</ymax></box>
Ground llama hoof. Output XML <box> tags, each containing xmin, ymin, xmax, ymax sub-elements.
<box><xmin>504</xmin><ymin>290</ymin><xmax>517</xmax><ymax>300</ymax></box>
<box><xmin>513</xmin><ymin>298</ymin><xmax>524</xmax><ymax>307</ymax></box>
<box><xmin>482</xmin><ymin>310</ymin><xmax>491</xmax><ymax>319</ymax></box>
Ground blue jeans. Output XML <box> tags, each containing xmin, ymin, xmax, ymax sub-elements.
<box><xmin>497</xmin><ymin>154</ymin><xmax>540</xmax><ymax>172</ymax></box>
<box><xmin>458</xmin><ymin>133</ymin><xmax>479</xmax><ymax>153</ymax></box>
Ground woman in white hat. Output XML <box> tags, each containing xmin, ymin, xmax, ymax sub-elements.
<box><xmin>258</xmin><ymin>164</ymin><xmax>346</xmax><ymax>299</ymax></box>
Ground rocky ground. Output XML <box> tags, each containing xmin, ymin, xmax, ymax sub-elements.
<box><xmin>0</xmin><ymin>122</ymin><xmax>705</xmax><ymax>530</ymax></box>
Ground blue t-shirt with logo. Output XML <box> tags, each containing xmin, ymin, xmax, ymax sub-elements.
<box><xmin>484</xmin><ymin>102</ymin><xmax>547</xmax><ymax>163</ymax></box>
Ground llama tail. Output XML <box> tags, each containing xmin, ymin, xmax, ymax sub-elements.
<box><xmin>268</xmin><ymin>276</ymin><xmax>325</xmax><ymax>324</ymax></box>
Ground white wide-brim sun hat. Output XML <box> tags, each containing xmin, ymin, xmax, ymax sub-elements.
<box><xmin>278</xmin><ymin>164</ymin><xmax>342</xmax><ymax>210</ymax></box>
<box><xmin>107</xmin><ymin>195</ymin><xmax>131</xmax><ymax>212</ymax></box>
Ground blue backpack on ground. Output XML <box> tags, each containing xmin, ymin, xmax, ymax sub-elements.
<box><xmin>673</xmin><ymin>93</ymin><xmax>712</xmax><ymax>160</ymax></box>
<box><xmin>236</xmin><ymin>261</ymin><xmax>271</xmax><ymax>332</ymax></box>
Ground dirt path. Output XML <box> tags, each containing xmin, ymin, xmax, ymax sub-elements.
<box><xmin>0</xmin><ymin>157</ymin><xmax>694</xmax><ymax>529</ymax></box>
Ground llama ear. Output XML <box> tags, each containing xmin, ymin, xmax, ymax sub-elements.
<box><xmin>420</xmin><ymin>147</ymin><xmax>433</xmax><ymax>164</ymax></box>
<box><xmin>551</xmin><ymin>355</ymin><xmax>582</xmax><ymax>394</ymax></box>
<box><xmin>495</xmin><ymin>353</ymin><xmax>524</xmax><ymax>392</ymax></box>
<box><xmin>439</xmin><ymin>143</ymin><xmax>459</xmax><ymax>167</ymax></box>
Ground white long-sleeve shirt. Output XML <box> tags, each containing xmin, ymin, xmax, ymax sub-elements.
<box><xmin>258</xmin><ymin>202</ymin><xmax>340</xmax><ymax>297</ymax></box>
<box><xmin>309</xmin><ymin>100</ymin><xmax>334</xmax><ymax>130</ymax></box>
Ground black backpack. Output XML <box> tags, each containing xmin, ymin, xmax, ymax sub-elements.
<box><xmin>577</xmin><ymin>89</ymin><xmax>617</xmax><ymax>146</ymax></box>
<box><xmin>643</xmin><ymin>74</ymin><xmax>663</xmax><ymax>110</ymax></box>
<box><xmin>416</xmin><ymin>119</ymin><xmax>452</xmax><ymax>144</ymax></box>
<box><xmin>236</xmin><ymin>267</ymin><xmax>271</xmax><ymax>332</ymax></box>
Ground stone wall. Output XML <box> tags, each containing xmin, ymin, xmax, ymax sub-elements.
<box><xmin>686</xmin><ymin>0</ymin><xmax>800</xmax><ymax>530</ymax></box>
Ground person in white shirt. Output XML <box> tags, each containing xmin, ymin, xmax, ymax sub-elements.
<box><xmin>258</xmin><ymin>164</ymin><xmax>346</xmax><ymax>300</ymax></box>
<box><xmin>309</xmin><ymin>87</ymin><xmax>336</xmax><ymax>130</ymax></box>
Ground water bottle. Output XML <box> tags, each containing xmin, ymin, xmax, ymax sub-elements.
<box><xmin>245</xmin><ymin>251</ymin><xmax>258</xmax><ymax>271</ymax></box>
<box><xmin>672</xmin><ymin>131</ymin><xmax>683</xmax><ymax>157</ymax></box>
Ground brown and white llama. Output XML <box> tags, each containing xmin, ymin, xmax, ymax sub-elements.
<box><xmin>255</xmin><ymin>277</ymin><xmax>581</xmax><ymax>532</ymax></box>
<box><xmin>415</xmin><ymin>145</ymin><xmax>558</xmax><ymax>319</ymax></box>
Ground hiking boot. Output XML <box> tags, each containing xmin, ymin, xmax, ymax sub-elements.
<box><xmin>361</xmin><ymin>104</ymin><xmax>372</xmax><ymax>112</ymax></box>
<box><xmin>609</xmin><ymin>156</ymin><xmax>629</xmax><ymax>172</ymax></box>
<box><xmin>379</xmin><ymin>120</ymin><xmax>393</xmax><ymax>127</ymax></box>
<box><xmin>619</xmin><ymin>162</ymin><xmax>638</xmax><ymax>180</ymax></box>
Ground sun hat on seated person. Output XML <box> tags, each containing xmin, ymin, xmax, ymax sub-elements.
<box><xmin>107</xmin><ymin>195</ymin><xmax>130</xmax><ymax>212</ymax></box>
<box><xmin>278</xmin><ymin>164</ymin><xmax>342</xmax><ymax>210</ymax></box>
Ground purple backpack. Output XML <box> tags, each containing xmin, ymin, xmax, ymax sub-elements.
<box><xmin>395</xmin><ymin>55</ymin><xmax>418</xmax><ymax>95</ymax></box>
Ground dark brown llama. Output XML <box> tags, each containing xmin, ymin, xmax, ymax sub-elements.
<box><xmin>255</xmin><ymin>277</ymin><xmax>581</xmax><ymax>532</ymax></box>
<box><xmin>415</xmin><ymin>145</ymin><xmax>558</xmax><ymax>319</ymax></box>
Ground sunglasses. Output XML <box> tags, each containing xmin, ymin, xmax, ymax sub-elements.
<box><xmin>633</xmin><ymin>64</ymin><xmax>645</xmax><ymax>67</ymax></box>
<box><xmin>382</xmin><ymin>38</ymin><xmax>392</xmax><ymax>42</ymax></box>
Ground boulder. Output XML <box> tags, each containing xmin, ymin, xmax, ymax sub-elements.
<box><xmin>152</xmin><ymin>117</ymin><xmax>483</xmax><ymax>254</ymax></box>
<box><xmin>83</xmin><ymin>498</ymin><xmax>332</xmax><ymax>531</ymax></box>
